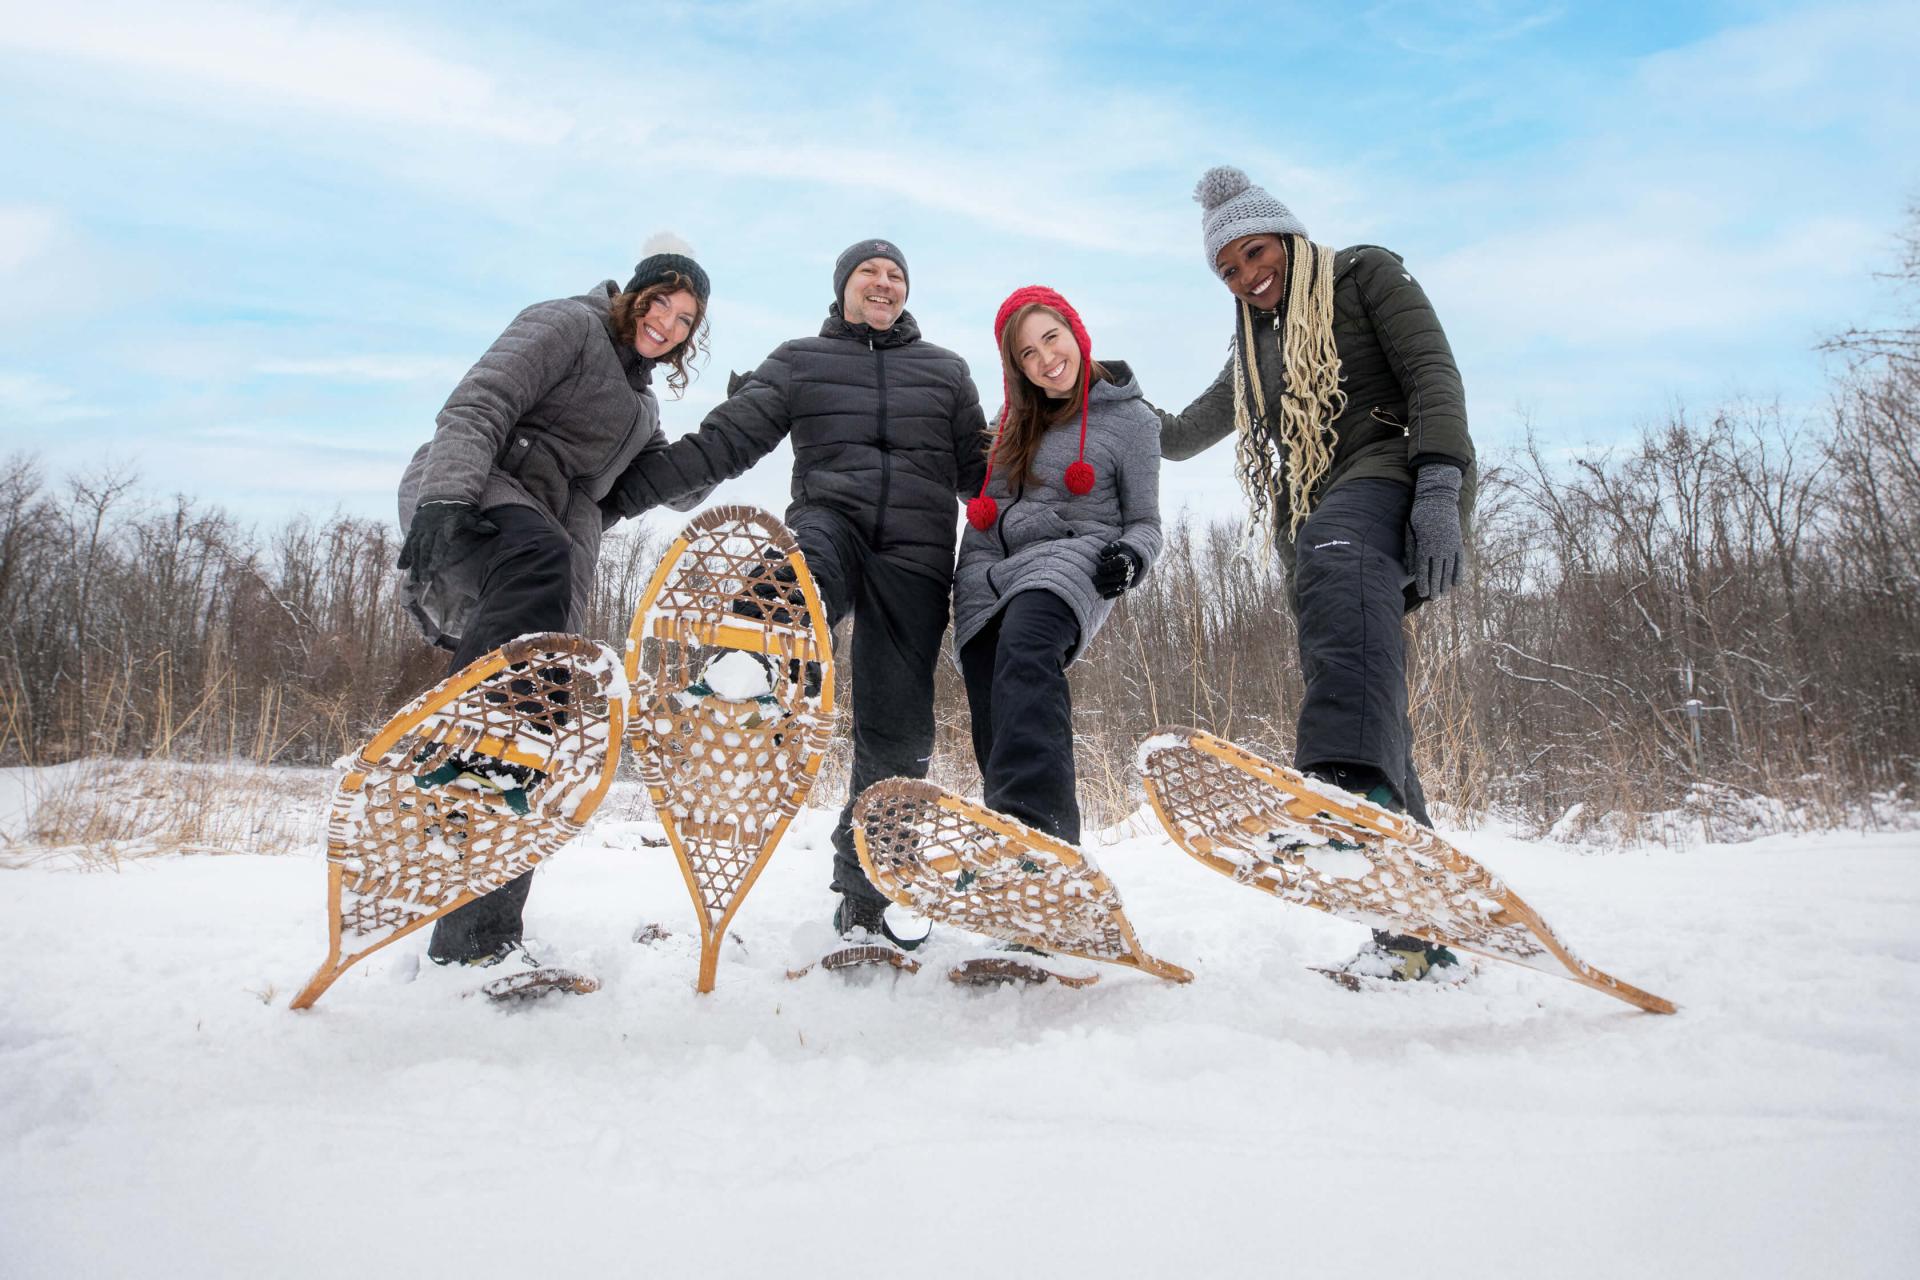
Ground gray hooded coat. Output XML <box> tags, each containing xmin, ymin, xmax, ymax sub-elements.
<box><xmin>953</xmin><ymin>363</ymin><xmax>1163</xmax><ymax>664</ymax></box>
<box><xmin>397</xmin><ymin>281</ymin><xmax>707</xmax><ymax>645</ymax></box>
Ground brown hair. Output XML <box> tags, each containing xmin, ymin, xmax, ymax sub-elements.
<box><xmin>988</xmin><ymin>303</ymin><xmax>1106</xmax><ymax>487</ymax></box>
<box><xmin>609</xmin><ymin>272</ymin><xmax>709</xmax><ymax>397</ymax></box>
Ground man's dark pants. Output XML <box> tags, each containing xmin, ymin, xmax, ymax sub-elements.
<box><xmin>789</xmin><ymin>508</ymin><xmax>951</xmax><ymax>912</ymax></box>
<box><xmin>1288</xmin><ymin>478</ymin><xmax>1432</xmax><ymax>827</ymax></box>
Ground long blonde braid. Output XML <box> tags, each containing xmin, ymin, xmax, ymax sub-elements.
<box><xmin>1231</xmin><ymin>235</ymin><xmax>1346</xmax><ymax>546</ymax></box>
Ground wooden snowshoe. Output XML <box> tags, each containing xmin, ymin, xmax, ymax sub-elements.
<box><xmin>786</xmin><ymin>945</ymin><xmax>923</xmax><ymax>980</ymax></box>
<box><xmin>290</xmin><ymin>634</ymin><xmax>625</xmax><ymax>1010</ymax></box>
<box><xmin>1136</xmin><ymin>726</ymin><xmax>1676</xmax><ymax>1014</ymax></box>
<box><xmin>852</xmin><ymin>779</ymin><xmax>1191</xmax><ymax>984</ymax></box>
<box><xmin>627</xmin><ymin>506</ymin><xmax>836</xmax><ymax>993</ymax></box>
<box><xmin>948</xmin><ymin>953</ymin><xmax>1101</xmax><ymax>989</ymax></box>
<box><xmin>473</xmin><ymin>967</ymin><xmax>601</xmax><ymax>1004</ymax></box>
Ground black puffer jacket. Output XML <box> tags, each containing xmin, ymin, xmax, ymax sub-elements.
<box><xmin>1155</xmin><ymin>244</ymin><xmax>1474</xmax><ymax>566</ymax></box>
<box><xmin>613</xmin><ymin>307</ymin><xmax>990</xmax><ymax>580</ymax></box>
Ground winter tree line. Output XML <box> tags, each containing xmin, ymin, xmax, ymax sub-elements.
<box><xmin>3</xmin><ymin>227</ymin><xmax>1914</xmax><ymax>838</ymax></box>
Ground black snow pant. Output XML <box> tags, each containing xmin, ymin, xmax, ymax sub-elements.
<box><xmin>789</xmin><ymin>508</ymin><xmax>952</xmax><ymax>913</ymax></box>
<box><xmin>1289</xmin><ymin>478</ymin><xmax>1432</xmax><ymax>827</ymax></box>
<box><xmin>958</xmin><ymin>590</ymin><xmax>1083</xmax><ymax>844</ymax></box>
<box><xmin>427</xmin><ymin>503</ymin><xmax>573</xmax><ymax>963</ymax></box>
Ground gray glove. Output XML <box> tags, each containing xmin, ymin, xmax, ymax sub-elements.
<box><xmin>1405</xmin><ymin>463</ymin><xmax>1464</xmax><ymax>599</ymax></box>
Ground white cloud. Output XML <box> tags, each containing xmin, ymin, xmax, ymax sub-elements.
<box><xmin>0</xmin><ymin>0</ymin><xmax>569</xmax><ymax>143</ymax></box>
<box><xmin>1425</xmin><ymin>212</ymin><xmax>1885</xmax><ymax>349</ymax></box>
<box><xmin>1363</xmin><ymin>1</ymin><xmax>1565</xmax><ymax>57</ymax></box>
<box><xmin>0</xmin><ymin>206</ymin><xmax>60</xmax><ymax>274</ymax></box>
<box><xmin>0</xmin><ymin>371</ymin><xmax>108</xmax><ymax>423</ymax></box>
<box><xmin>256</xmin><ymin>356</ymin><xmax>468</xmax><ymax>383</ymax></box>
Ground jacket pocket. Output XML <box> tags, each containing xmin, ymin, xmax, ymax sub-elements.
<box><xmin>502</xmin><ymin>431</ymin><xmax>578</xmax><ymax>524</ymax></box>
<box><xmin>1001</xmin><ymin>501</ymin><xmax>1074</xmax><ymax>553</ymax></box>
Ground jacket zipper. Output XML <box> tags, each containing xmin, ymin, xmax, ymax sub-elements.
<box><xmin>871</xmin><ymin>338</ymin><xmax>891</xmax><ymax>548</ymax></box>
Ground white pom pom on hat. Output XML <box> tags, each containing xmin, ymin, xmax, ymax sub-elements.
<box><xmin>642</xmin><ymin>229</ymin><xmax>697</xmax><ymax>258</ymax></box>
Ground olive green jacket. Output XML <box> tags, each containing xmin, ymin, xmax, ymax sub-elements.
<box><xmin>1154</xmin><ymin>244</ymin><xmax>1474</xmax><ymax>566</ymax></box>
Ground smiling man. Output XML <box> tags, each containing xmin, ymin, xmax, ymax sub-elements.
<box><xmin>606</xmin><ymin>237</ymin><xmax>990</xmax><ymax>950</ymax></box>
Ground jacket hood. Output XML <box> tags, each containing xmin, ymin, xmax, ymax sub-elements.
<box><xmin>584</xmin><ymin>279</ymin><xmax>654</xmax><ymax>383</ymax></box>
<box><xmin>1089</xmin><ymin>360</ymin><xmax>1143</xmax><ymax>404</ymax></box>
<box><xmin>822</xmin><ymin>305</ymin><xmax>921</xmax><ymax>349</ymax></box>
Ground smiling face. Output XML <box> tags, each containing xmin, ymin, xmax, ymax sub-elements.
<box><xmin>1214</xmin><ymin>233</ymin><xmax>1288</xmax><ymax>311</ymax></box>
<box><xmin>631</xmin><ymin>288</ymin><xmax>700</xmax><ymax>359</ymax></box>
<box><xmin>841</xmin><ymin>257</ymin><xmax>907</xmax><ymax>330</ymax></box>
<box><xmin>1011</xmin><ymin>307</ymin><xmax>1082</xmax><ymax>400</ymax></box>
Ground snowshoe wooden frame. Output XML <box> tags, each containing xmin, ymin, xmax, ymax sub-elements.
<box><xmin>949</xmin><ymin>956</ymin><xmax>1101</xmax><ymax>989</ymax></box>
<box><xmin>627</xmin><ymin>505</ymin><xmax>836</xmax><ymax>993</ymax></box>
<box><xmin>472</xmin><ymin>968</ymin><xmax>601</xmax><ymax>1003</ymax></box>
<box><xmin>854</xmin><ymin>779</ymin><xmax>1191</xmax><ymax>983</ymax></box>
<box><xmin>291</xmin><ymin>634</ymin><xmax>625</xmax><ymax>1010</ymax></box>
<box><xmin>1137</xmin><ymin>726</ymin><xmax>1675</xmax><ymax>1014</ymax></box>
<box><xmin>786</xmin><ymin>947</ymin><xmax>922</xmax><ymax>979</ymax></box>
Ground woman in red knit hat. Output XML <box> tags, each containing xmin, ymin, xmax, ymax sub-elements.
<box><xmin>952</xmin><ymin>286</ymin><xmax>1164</xmax><ymax>843</ymax></box>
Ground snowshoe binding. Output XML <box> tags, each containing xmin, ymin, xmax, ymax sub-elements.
<box><xmin>1315</xmin><ymin>930</ymin><xmax>1469</xmax><ymax>992</ymax></box>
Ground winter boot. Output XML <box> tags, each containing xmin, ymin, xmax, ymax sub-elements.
<box><xmin>1305</xmin><ymin>763</ymin><xmax>1400</xmax><ymax>812</ymax></box>
<box><xmin>413</xmin><ymin>751</ymin><xmax>542</xmax><ymax>816</ymax></box>
<box><xmin>833</xmin><ymin>894</ymin><xmax>928</xmax><ymax>952</ymax></box>
<box><xmin>1337</xmin><ymin>930</ymin><xmax>1462</xmax><ymax>983</ymax></box>
<box><xmin>429</xmin><ymin>937</ymin><xmax>530</xmax><ymax>969</ymax></box>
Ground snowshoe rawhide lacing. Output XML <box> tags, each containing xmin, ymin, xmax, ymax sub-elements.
<box><xmin>1135</xmin><ymin>726</ymin><xmax>1677</xmax><ymax>1014</ymax></box>
<box><xmin>851</xmin><ymin>779</ymin><xmax>1191</xmax><ymax>984</ymax></box>
<box><xmin>628</xmin><ymin>506</ymin><xmax>837</xmax><ymax>994</ymax></box>
<box><xmin>290</xmin><ymin>634</ymin><xmax>623</xmax><ymax>1012</ymax></box>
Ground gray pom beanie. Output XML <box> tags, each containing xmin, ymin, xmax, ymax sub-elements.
<box><xmin>1195</xmin><ymin>166</ymin><xmax>1308</xmax><ymax>274</ymax></box>
<box><xmin>833</xmin><ymin>238</ymin><xmax>909</xmax><ymax>306</ymax></box>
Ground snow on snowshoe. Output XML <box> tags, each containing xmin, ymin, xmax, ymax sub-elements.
<box><xmin>627</xmin><ymin>506</ymin><xmax>836</xmax><ymax>993</ymax></box>
<box><xmin>852</xmin><ymin>778</ymin><xmax>1191</xmax><ymax>986</ymax></box>
<box><xmin>1136</xmin><ymin>726</ymin><xmax>1675</xmax><ymax>1014</ymax></box>
<box><xmin>290</xmin><ymin>634</ymin><xmax>625</xmax><ymax>1010</ymax></box>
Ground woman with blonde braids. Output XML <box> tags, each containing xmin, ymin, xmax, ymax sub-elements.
<box><xmin>1151</xmin><ymin>166</ymin><xmax>1476</xmax><ymax>984</ymax></box>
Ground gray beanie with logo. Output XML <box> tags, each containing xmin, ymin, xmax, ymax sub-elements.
<box><xmin>1195</xmin><ymin>166</ymin><xmax>1308</xmax><ymax>274</ymax></box>
<box><xmin>833</xmin><ymin>238</ymin><xmax>909</xmax><ymax>306</ymax></box>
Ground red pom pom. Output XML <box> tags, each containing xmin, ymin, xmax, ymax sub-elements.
<box><xmin>1063</xmin><ymin>460</ymin><xmax>1096</xmax><ymax>495</ymax></box>
<box><xmin>966</xmin><ymin>494</ymin><xmax>999</xmax><ymax>531</ymax></box>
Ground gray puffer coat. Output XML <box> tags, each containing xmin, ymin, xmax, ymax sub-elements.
<box><xmin>397</xmin><ymin>280</ymin><xmax>707</xmax><ymax>645</ymax></box>
<box><xmin>953</xmin><ymin>363</ymin><xmax>1163</xmax><ymax>664</ymax></box>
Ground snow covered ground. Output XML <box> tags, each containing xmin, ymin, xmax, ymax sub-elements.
<box><xmin>2</xmin><ymin>770</ymin><xmax>1916</xmax><ymax>1278</ymax></box>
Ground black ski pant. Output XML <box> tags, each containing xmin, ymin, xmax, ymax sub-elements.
<box><xmin>789</xmin><ymin>508</ymin><xmax>952</xmax><ymax>912</ymax></box>
<box><xmin>1289</xmin><ymin>478</ymin><xmax>1432</xmax><ymax>827</ymax></box>
<box><xmin>959</xmin><ymin>590</ymin><xmax>1082</xmax><ymax>844</ymax></box>
<box><xmin>428</xmin><ymin>503</ymin><xmax>572</xmax><ymax>963</ymax></box>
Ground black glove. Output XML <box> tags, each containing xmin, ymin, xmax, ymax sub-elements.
<box><xmin>1405</xmin><ymin>463</ymin><xmax>1464</xmax><ymax>599</ymax></box>
<box><xmin>397</xmin><ymin>500</ymin><xmax>499</xmax><ymax>587</ymax></box>
<box><xmin>1091</xmin><ymin>541</ymin><xmax>1142</xmax><ymax>600</ymax></box>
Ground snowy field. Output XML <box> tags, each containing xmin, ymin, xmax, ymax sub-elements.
<box><xmin>2</xmin><ymin>768</ymin><xmax>1917</xmax><ymax>1278</ymax></box>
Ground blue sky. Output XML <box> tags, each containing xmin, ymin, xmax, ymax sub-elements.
<box><xmin>2</xmin><ymin>0</ymin><xmax>1916</xmax><ymax>531</ymax></box>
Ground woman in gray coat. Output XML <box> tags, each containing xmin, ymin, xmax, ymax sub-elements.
<box><xmin>956</xmin><ymin>285</ymin><xmax>1162</xmax><ymax>844</ymax></box>
<box><xmin>394</xmin><ymin>236</ymin><xmax>714</xmax><ymax>966</ymax></box>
